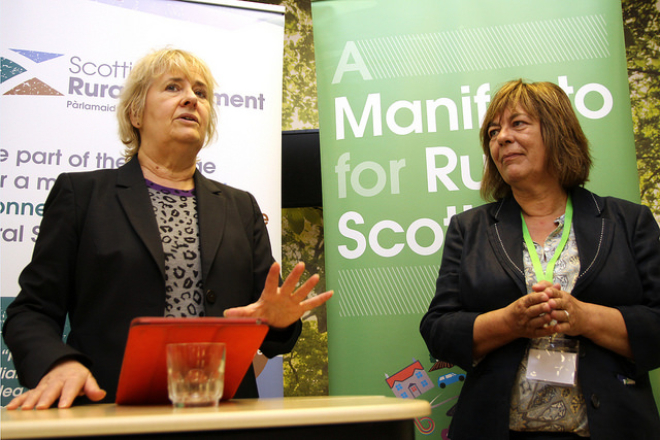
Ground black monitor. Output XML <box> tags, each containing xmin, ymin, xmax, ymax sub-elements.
<box><xmin>281</xmin><ymin>129</ymin><xmax>322</xmax><ymax>208</ymax></box>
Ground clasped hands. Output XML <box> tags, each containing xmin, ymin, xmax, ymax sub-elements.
<box><xmin>507</xmin><ymin>280</ymin><xmax>583</xmax><ymax>339</ymax></box>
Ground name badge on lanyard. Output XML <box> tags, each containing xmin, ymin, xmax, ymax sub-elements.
<box><xmin>522</xmin><ymin>195</ymin><xmax>579</xmax><ymax>387</ymax></box>
<box><xmin>526</xmin><ymin>337</ymin><xmax>579</xmax><ymax>387</ymax></box>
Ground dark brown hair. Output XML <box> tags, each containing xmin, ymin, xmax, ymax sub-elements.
<box><xmin>479</xmin><ymin>79</ymin><xmax>592</xmax><ymax>201</ymax></box>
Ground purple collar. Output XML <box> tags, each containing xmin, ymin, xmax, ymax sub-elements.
<box><xmin>145</xmin><ymin>179</ymin><xmax>195</xmax><ymax>197</ymax></box>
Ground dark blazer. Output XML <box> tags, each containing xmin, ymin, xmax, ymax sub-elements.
<box><xmin>3</xmin><ymin>158</ymin><xmax>301</xmax><ymax>403</ymax></box>
<box><xmin>420</xmin><ymin>187</ymin><xmax>660</xmax><ymax>440</ymax></box>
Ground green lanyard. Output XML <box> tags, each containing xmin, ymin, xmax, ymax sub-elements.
<box><xmin>521</xmin><ymin>195</ymin><xmax>573</xmax><ymax>283</ymax></box>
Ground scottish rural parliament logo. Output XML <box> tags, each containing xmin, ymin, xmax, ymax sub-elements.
<box><xmin>1</xmin><ymin>49</ymin><xmax>64</xmax><ymax>96</ymax></box>
<box><xmin>2</xmin><ymin>48</ymin><xmax>124</xmax><ymax>112</ymax></box>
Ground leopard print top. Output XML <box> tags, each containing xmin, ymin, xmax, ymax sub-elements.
<box><xmin>146</xmin><ymin>179</ymin><xmax>204</xmax><ymax>317</ymax></box>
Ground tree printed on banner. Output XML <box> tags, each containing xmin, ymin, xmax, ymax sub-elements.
<box><xmin>254</xmin><ymin>0</ymin><xmax>328</xmax><ymax>397</ymax></box>
<box><xmin>281</xmin><ymin>208</ymin><xmax>328</xmax><ymax>396</ymax></box>
<box><xmin>622</xmin><ymin>0</ymin><xmax>660</xmax><ymax>408</ymax></box>
<box><xmin>284</xmin><ymin>320</ymin><xmax>329</xmax><ymax>396</ymax></box>
<box><xmin>623</xmin><ymin>0</ymin><xmax>660</xmax><ymax>223</ymax></box>
<box><xmin>258</xmin><ymin>0</ymin><xmax>318</xmax><ymax>130</ymax></box>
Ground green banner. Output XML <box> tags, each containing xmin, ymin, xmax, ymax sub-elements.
<box><xmin>312</xmin><ymin>0</ymin><xmax>651</xmax><ymax>437</ymax></box>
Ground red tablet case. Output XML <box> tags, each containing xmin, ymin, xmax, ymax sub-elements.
<box><xmin>115</xmin><ymin>317</ymin><xmax>269</xmax><ymax>405</ymax></box>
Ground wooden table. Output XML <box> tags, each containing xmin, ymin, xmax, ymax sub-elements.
<box><xmin>1</xmin><ymin>395</ymin><xmax>431</xmax><ymax>439</ymax></box>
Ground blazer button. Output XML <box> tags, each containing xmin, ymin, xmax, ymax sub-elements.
<box><xmin>205</xmin><ymin>290</ymin><xmax>216</xmax><ymax>305</ymax></box>
<box><xmin>590</xmin><ymin>394</ymin><xmax>600</xmax><ymax>409</ymax></box>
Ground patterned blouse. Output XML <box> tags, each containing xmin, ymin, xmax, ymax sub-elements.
<box><xmin>146</xmin><ymin>180</ymin><xmax>204</xmax><ymax>317</ymax></box>
<box><xmin>509</xmin><ymin>213</ymin><xmax>590</xmax><ymax>437</ymax></box>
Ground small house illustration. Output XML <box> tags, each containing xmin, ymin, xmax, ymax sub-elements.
<box><xmin>385</xmin><ymin>358</ymin><xmax>434</xmax><ymax>399</ymax></box>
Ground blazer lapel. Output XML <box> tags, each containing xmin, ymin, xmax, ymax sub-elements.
<box><xmin>194</xmin><ymin>172</ymin><xmax>227</xmax><ymax>281</ymax></box>
<box><xmin>570</xmin><ymin>187</ymin><xmax>614</xmax><ymax>295</ymax></box>
<box><xmin>116</xmin><ymin>159</ymin><xmax>166</xmax><ymax>277</ymax></box>
<box><xmin>486</xmin><ymin>188</ymin><xmax>614</xmax><ymax>298</ymax></box>
<box><xmin>488</xmin><ymin>195</ymin><xmax>527</xmax><ymax>295</ymax></box>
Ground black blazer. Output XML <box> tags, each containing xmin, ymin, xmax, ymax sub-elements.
<box><xmin>3</xmin><ymin>158</ymin><xmax>301</xmax><ymax>403</ymax></box>
<box><xmin>420</xmin><ymin>187</ymin><xmax>660</xmax><ymax>440</ymax></box>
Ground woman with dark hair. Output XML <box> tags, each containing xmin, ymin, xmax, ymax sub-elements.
<box><xmin>420</xmin><ymin>79</ymin><xmax>660</xmax><ymax>439</ymax></box>
<box><xmin>3</xmin><ymin>48</ymin><xmax>332</xmax><ymax>410</ymax></box>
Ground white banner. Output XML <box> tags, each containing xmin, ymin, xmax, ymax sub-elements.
<box><xmin>0</xmin><ymin>0</ymin><xmax>284</xmax><ymax>403</ymax></box>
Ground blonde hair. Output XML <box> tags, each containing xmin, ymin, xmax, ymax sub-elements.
<box><xmin>117</xmin><ymin>48</ymin><xmax>218</xmax><ymax>159</ymax></box>
<box><xmin>479</xmin><ymin>79</ymin><xmax>592</xmax><ymax>201</ymax></box>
